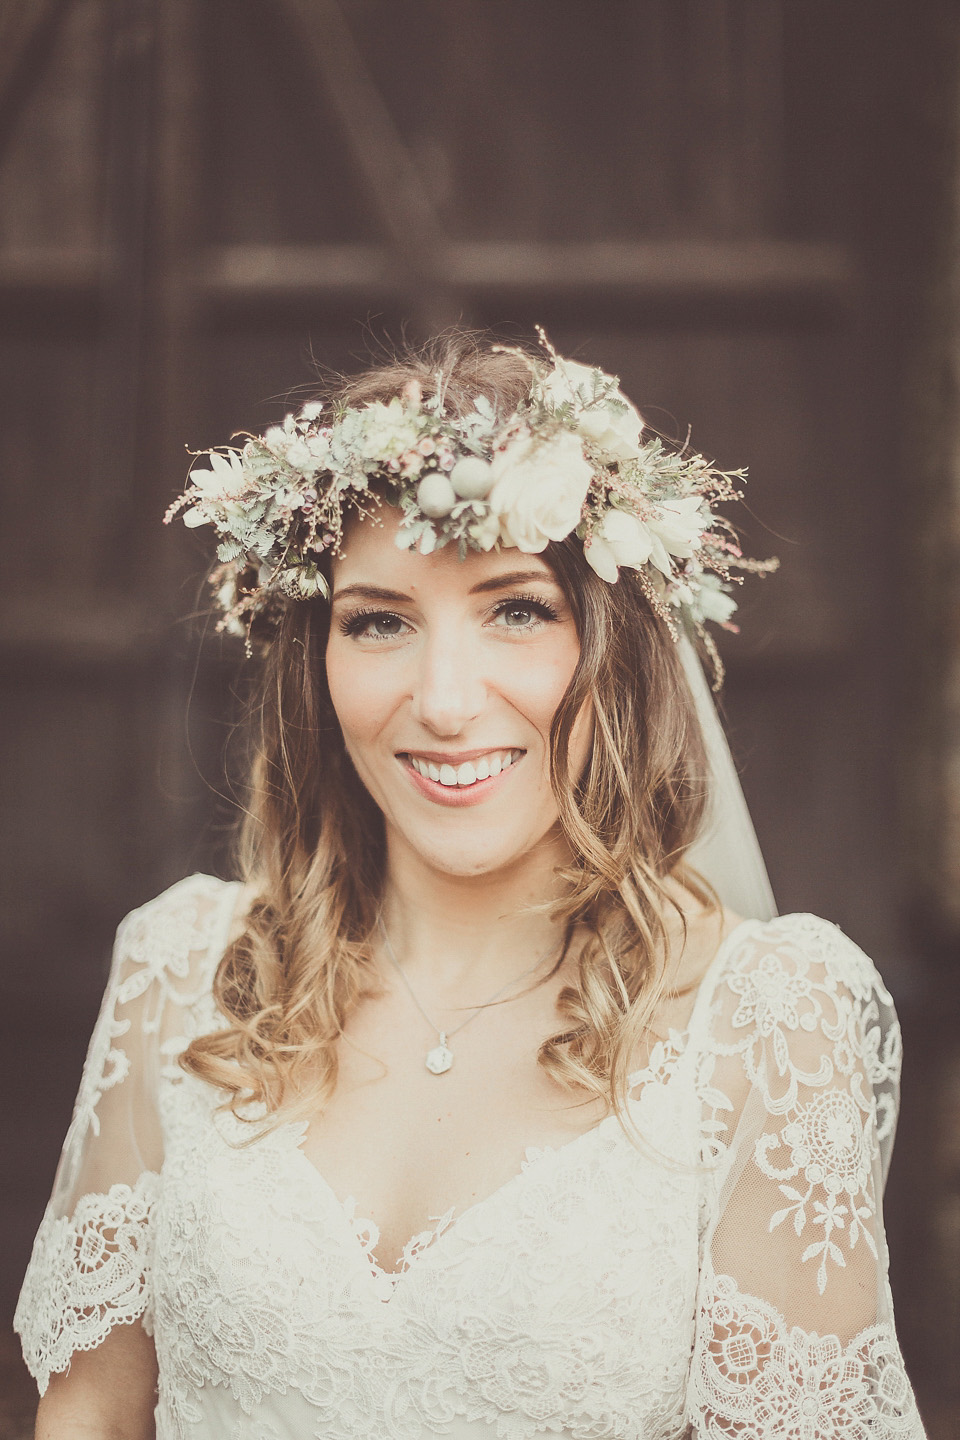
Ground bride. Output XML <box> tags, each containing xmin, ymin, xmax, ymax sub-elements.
<box><xmin>17</xmin><ymin>333</ymin><xmax>924</xmax><ymax>1438</ymax></box>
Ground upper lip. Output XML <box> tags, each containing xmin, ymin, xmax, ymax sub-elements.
<box><xmin>398</xmin><ymin>747</ymin><xmax>526</xmax><ymax>764</ymax></box>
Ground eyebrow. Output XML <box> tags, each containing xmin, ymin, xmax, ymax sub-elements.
<box><xmin>331</xmin><ymin>570</ymin><xmax>559</xmax><ymax>605</ymax></box>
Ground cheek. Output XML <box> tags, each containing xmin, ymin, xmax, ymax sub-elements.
<box><xmin>514</xmin><ymin>637</ymin><xmax>580</xmax><ymax>732</ymax></box>
<box><xmin>325</xmin><ymin>643</ymin><xmax>392</xmax><ymax>747</ymax></box>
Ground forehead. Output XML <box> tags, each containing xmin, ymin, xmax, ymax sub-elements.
<box><xmin>331</xmin><ymin>505</ymin><xmax>559</xmax><ymax>595</ymax></box>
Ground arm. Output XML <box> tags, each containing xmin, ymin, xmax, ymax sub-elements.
<box><xmin>35</xmin><ymin>1324</ymin><xmax>158</xmax><ymax>1440</ymax></box>
<box><xmin>16</xmin><ymin>875</ymin><xmax>234</xmax><ymax>1436</ymax></box>
<box><xmin>685</xmin><ymin>915</ymin><xmax>925</xmax><ymax>1438</ymax></box>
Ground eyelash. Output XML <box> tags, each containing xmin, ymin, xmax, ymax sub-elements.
<box><xmin>338</xmin><ymin>592</ymin><xmax>561</xmax><ymax>640</ymax></box>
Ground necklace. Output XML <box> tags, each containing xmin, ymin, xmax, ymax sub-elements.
<box><xmin>377</xmin><ymin>917</ymin><xmax>560</xmax><ymax>1075</ymax></box>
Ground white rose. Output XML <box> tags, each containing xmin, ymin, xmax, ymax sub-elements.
<box><xmin>583</xmin><ymin>508</ymin><xmax>656</xmax><ymax>582</ymax></box>
<box><xmin>646</xmin><ymin>496</ymin><xmax>707</xmax><ymax>576</ymax></box>
<box><xmin>487</xmin><ymin>431</ymin><xmax>593</xmax><ymax>553</ymax></box>
<box><xmin>540</xmin><ymin>358</ymin><xmax>643</xmax><ymax>461</ymax></box>
<box><xmin>575</xmin><ymin>402</ymin><xmax>643</xmax><ymax>461</ymax></box>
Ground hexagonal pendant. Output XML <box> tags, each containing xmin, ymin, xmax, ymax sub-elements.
<box><xmin>425</xmin><ymin>1041</ymin><xmax>453</xmax><ymax>1075</ymax></box>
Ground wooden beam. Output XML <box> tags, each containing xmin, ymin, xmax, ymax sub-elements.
<box><xmin>0</xmin><ymin>246</ymin><xmax>101</xmax><ymax>306</ymax></box>
<box><xmin>1</xmin><ymin>238</ymin><xmax>856</xmax><ymax>317</ymax></box>
<box><xmin>201</xmin><ymin>242</ymin><xmax>394</xmax><ymax>301</ymax></box>
<box><xmin>200</xmin><ymin>238</ymin><xmax>855</xmax><ymax>309</ymax></box>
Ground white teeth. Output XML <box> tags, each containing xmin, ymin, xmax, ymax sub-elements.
<box><xmin>408</xmin><ymin>749</ymin><xmax>523</xmax><ymax>787</ymax></box>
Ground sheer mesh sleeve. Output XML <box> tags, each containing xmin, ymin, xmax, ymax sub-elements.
<box><xmin>684</xmin><ymin>914</ymin><xmax>926</xmax><ymax>1438</ymax></box>
<box><xmin>14</xmin><ymin>873</ymin><xmax>238</xmax><ymax>1396</ymax></box>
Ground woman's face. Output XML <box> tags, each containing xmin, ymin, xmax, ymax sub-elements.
<box><xmin>326</xmin><ymin>506</ymin><xmax>591</xmax><ymax>879</ymax></box>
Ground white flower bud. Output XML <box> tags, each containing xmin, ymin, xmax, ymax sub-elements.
<box><xmin>284</xmin><ymin>439</ymin><xmax>314</xmax><ymax>471</ymax></box>
<box><xmin>450</xmin><ymin>455</ymin><xmax>494</xmax><ymax>499</ymax></box>
<box><xmin>417</xmin><ymin>473</ymin><xmax>456</xmax><ymax>517</ymax></box>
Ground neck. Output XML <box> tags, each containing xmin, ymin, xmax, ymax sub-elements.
<box><xmin>379</xmin><ymin>826</ymin><xmax>573</xmax><ymax>996</ymax></box>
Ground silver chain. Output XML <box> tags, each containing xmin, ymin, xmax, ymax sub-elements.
<box><xmin>377</xmin><ymin>915</ymin><xmax>561</xmax><ymax>1073</ymax></box>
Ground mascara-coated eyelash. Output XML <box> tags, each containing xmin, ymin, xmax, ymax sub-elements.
<box><xmin>338</xmin><ymin>592</ymin><xmax>561</xmax><ymax>640</ymax></box>
<box><xmin>489</xmin><ymin>593</ymin><xmax>561</xmax><ymax>627</ymax></box>
<box><xmin>338</xmin><ymin>607</ymin><xmax>408</xmax><ymax>639</ymax></box>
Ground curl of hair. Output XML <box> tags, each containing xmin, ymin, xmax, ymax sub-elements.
<box><xmin>181</xmin><ymin>331</ymin><xmax>713</xmax><ymax>1126</ymax></box>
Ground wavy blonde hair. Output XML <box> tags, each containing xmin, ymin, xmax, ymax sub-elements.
<box><xmin>181</xmin><ymin>333</ymin><xmax>713</xmax><ymax>1122</ymax></box>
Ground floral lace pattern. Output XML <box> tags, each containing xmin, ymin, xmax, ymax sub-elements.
<box><xmin>15</xmin><ymin>1174</ymin><xmax>158</xmax><ymax>1394</ymax></box>
<box><xmin>705</xmin><ymin>916</ymin><xmax>901</xmax><ymax>1294</ymax></box>
<box><xmin>16</xmin><ymin>878</ymin><xmax>926</xmax><ymax>1438</ymax></box>
<box><xmin>689</xmin><ymin>1275</ymin><xmax>921</xmax><ymax>1439</ymax></box>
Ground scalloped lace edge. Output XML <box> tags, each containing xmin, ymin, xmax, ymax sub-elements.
<box><xmin>15</xmin><ymin>1173</ymin><xmax>158</xmax><ymax>1397</ymax></box>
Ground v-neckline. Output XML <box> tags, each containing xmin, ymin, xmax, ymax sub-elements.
<box><xmin>282</xmin><ymin>914</ymin><xmax>759</xmax><ymax>1298</ymax></box>
<box><xmin>288</xmin><ymin>1094</ymin><xmax>632</xmax><ymax>1302</ymax></box>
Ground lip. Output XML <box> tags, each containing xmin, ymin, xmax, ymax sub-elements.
<box><xmin>397</xmin><ymin>750</ymin><xmax>525</xmax><ymax>808</ymax></box>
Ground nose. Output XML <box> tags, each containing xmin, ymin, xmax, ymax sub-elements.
<box><xmin>410</xmin><ymin>625</ymin><xmax>486</xmax><ymax>737</ymax></box>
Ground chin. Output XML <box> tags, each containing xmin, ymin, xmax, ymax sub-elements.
<box><xmin>406</xmin><ymin>835</ymin><xmax>526</xmax><ymax>879</ymax></box>
<box><xmin>394</xmin><ymin>811</ymin><xmax>564</xmax><ymax>881</ymax></box>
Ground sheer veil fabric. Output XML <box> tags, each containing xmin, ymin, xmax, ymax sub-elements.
<box><xmin>14</xmin><ymin>659</ymin><xmax>925</xmax><ymax>1436</ymax></box>
<box><xmin>680</xmin><ymin>634</ymin><xmax>777</xmax><ymax>923</ymax></box>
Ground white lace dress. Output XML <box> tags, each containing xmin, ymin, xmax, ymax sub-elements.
<box><xmin>16</xmin><ymin>873</ymin><xmax>925</xmax><ymax>1439</ymax></box>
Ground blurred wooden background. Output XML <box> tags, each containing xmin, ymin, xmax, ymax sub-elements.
<box><xmin>2</xmin><ymin>0</ymin><xmax>960</xmax><ymax>1433</ymax></box>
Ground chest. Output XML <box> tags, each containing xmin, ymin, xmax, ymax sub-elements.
<box><xmin>300</xmin><ymin>989</ymin><xmax>612</xmax><ymax>1273</ymax></box>
<box><xmin>151</xmin><ymin>1070</ymin><xmax>705</xmax><ymax>1439</ymax></box>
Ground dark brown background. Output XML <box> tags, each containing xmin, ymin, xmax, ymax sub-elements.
<box><xmin>2</xmin><ymin>1</ymin><xmax>959</xmax><ymax>1434</ymax></box>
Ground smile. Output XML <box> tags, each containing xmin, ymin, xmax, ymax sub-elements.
<box><xmin>400</xmin><ymin>748</ymin><xmax>525</xmax><ymax>791</ymax></box>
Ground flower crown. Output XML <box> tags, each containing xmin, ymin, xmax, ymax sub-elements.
<box><xmin>165</xmin><ymin>334</ymin><xmax>776</xmax><ymax>685</ymax></box>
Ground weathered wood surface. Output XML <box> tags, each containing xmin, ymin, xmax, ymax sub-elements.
<box><xmin>0</xmin><ymin>0</ymin><xmax>956</xmax><ymax>1424</ymax></box>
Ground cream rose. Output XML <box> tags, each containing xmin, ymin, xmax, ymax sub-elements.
<box><xmin>540</xmin><ymin>357</ymin><xmax>644</xmax><ymax>461</ymax></box>
<box><xmin>487</xmin><ymin>431</ymin><xmax>593</xmax><ymax>553</ymax></box>
<box><xmin>583</xmin><ymin>508</ymin><xmax>656</xmax><ymax>582</ymax></box>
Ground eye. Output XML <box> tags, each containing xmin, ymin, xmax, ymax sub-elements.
<box><xmin>340</xmin><ymin>609</ymin><xmax>411</xmax><ymax>641</ymax></box>
<box><xmin>490</xmin><ymin>595</ymin><xmax>560</xmax><ymax>630</ymax></box>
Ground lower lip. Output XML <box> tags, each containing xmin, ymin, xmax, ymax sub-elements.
<box><xmin>399</xmin><ymin>756</ymin><xmax>523</xmax><ymax>807</ymax></box>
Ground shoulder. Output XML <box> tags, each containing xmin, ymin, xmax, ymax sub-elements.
<box><xmin>112</xmin><ymin>873</ymin><xmax>242</xmax><ymax>999</ymax></box>
<box><xmin>706</xmin><ymin>911</ymin><xmax>895</xmax><ymax>1021</ymax></box>
<box><xmin>694</xmin><ymin>913</ymin><xmax>902</xmax><ymax>1150</ymax></box>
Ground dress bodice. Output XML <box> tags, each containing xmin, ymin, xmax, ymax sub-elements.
<box><xmin>15</xmin><ymin>874</ymin><xmax>926</xmax><ymax>1439</ymax></box>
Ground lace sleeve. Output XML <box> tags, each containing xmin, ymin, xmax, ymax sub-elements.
<box><xmin>684</xmin><ymin>914</ymin><xmax>926</xmax><ymax>1439</ymax></box>
<box><xmin>14</xmin><ymin>873</ymin><xmax>238</xmax><ymax>1397</ymax></box>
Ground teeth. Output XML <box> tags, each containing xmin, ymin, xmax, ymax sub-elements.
<box><xmin>409</xmin><ymin>750</ymin><xmax>522</xmax><ymax>787</ymax></box>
